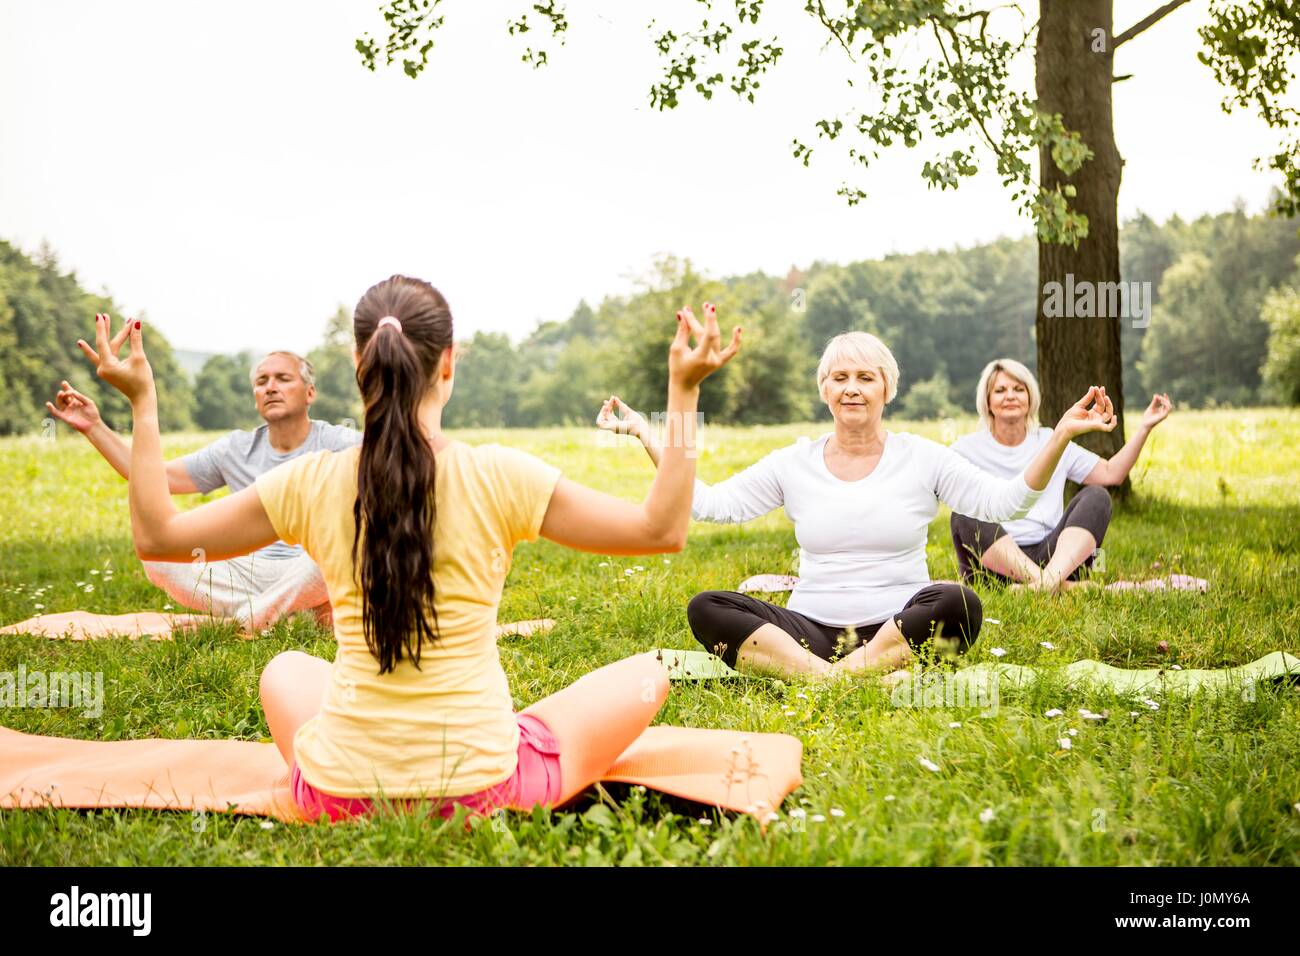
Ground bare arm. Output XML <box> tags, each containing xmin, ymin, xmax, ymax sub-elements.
<box><xmin>84</xmin><ymin>422</ymin><xmax>201</xmax><ymax>494</ymax></box>
<box><xmin>1083</xmin><ymin>393</ymin><xmax>1171</xmax><ymax>486</ymax></box>
<box><xmin>49</xmin><ymin>380</ymin><xmax>200</xmax><ymax>494</ymax></box>
<box><xmin>1022</xmin><ymin>386</ymin><xmax>1120</xmax><ymax>491</ymax></box>
<box><xmin>78</xmin><ymin>315</ymin><xmax>277</xmax><ymax>561</ymax></box>
<box><xmin>594</xmin><ymin>392</ymin><xmax>785</xmax><ymax>525</ymax></box>
<box><xmin>542</xmin><ymin>306</ymin><xmax>741</xmax><ymax>554</ymax></box>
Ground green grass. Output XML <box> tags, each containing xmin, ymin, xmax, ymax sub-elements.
<box><xmin>1</xmin><ymin>409</ymin><xmax>1298</xmax><ymax>865</ymax></box>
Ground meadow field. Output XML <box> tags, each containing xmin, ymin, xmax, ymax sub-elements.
<box><xmin>0</xmin><ymin>409</ymin><xmax>1298</xmax><ymax>865</ymax></box>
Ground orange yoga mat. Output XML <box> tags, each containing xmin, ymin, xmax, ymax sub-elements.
<box><xmin>0</xmin><ymin>610</ymin><xmax>555</xmax><ymax>642</ymax></box>
<box><xmin>0</xmin><ymin>724</ymin><xmax>802</xmax><ymax>823</ymax></box>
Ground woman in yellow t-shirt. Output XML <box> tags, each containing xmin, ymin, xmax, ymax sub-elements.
<box><xmin>79</xmin><ymin>275</ymin><xmax>740</xmax><ymax>820</ymax></box>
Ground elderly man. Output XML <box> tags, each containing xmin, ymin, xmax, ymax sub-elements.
<box><xmin>48</xmin><ymin>348</ymin><xmax>360</xmax><ymax>630</ymax></box>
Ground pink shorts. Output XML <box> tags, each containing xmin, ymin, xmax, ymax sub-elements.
<box><xmin>290</xmin><ymin>713</ymin><xmax>563</xmax><ymax>823</ymax></box>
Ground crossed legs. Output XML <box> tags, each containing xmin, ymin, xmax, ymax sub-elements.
<box><xmin>686</xmin><ymin>583</ymin><xmax>982</xmax><ymax>680</ymax></box>
<box><xmin>143</xmin><ymin>552</ymin><xmax>333</xmax><ymax>633</ymax></box>
<box><xmin>257</xmin><ymin>650</ymin><xmax>669</xmax><ymax>807</ymax></box>
<box><xmin>950</xmin><ymin>485</ymin><xmax>1113</xmax><ymax>593</ymax></box>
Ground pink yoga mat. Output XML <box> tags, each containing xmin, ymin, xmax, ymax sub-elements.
<box><xmin>0</xmin><ymin>724</ymin><xmax>803</xmax><ymax>823</ymax></box>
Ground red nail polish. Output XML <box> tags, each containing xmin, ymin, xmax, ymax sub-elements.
<box><xmin>135</xmin><ymin>321</ymin><xmax>142</xmax><ymax>329</ymax></box>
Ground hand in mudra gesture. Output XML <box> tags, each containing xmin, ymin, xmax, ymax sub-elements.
<box><xmin>46</xmin><ymin>381</ymin><xmax>103</xmax><ymax>434</ymax></box>
<box><xmin>1055</xmin><ymin>385</ymin><xmax>1120</xmax><ymax>439</ymax></box>
<box><xmin>1140</xmin><ymin>392</ymin><xmax>1173</xmax><ymax>430</ymax></box>
<box><xmin>668</xmin><ymin>303</ymin><xmax>741</xmax><ymax>390</ymax></box>
<box><xmin>596</xmin><ymin>395</ymin><xmax>647</xmax><ymax>438</ymax></box>
<box><xmin>77</xmin><ymin>313</ymin><xmax>155</xmax><ymax>405</ymax></box>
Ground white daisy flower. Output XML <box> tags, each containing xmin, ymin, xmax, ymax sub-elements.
<box><xmin>810</xmin><ymin>814</ymin><xmax>826</xmax><ymax>823</ymax></box>
<box><xmin>1058</xmin><ymin>738</ymin><xmax>1072</xmax><ymax>750</ymax></box>
<box><xmin>989</xmin><ymin>647</ymin><xmax>1007</xmax><ymax>658</ymax></box>
<box><xmin>1040</xmin><ymin>641</ymin><xmax>1055</xmax><ymax>650</ymax></box>
<box><xmin>830</xmin><ymin>808</ymin><xmax>846</xmax><ymax>817</ymax></box>
<box><xmin>949</xmin><ymin>721</ymin><xmax>962</xmax><ymax>728</ymax></box>
<box><xmin>979</xmin><ymin>808</ymin><xmax>995</xmax><ymax>824</ymax></box>
<box><xmin>919</xmin><ymin>757</ymin><xmax>941</xmax><ymax>773</ymax></box>
<box><xmin>1044</xmin><ymin>708</ymin><xmax>1064</xmax><ymax>718</ymax></box>
<box><xmin>883</xmin><ymin>796</ymin><xmax>895</xmax><ymax>803</ymax></box>
<box><xmin>1142</xmin><ymin>698</ymin><xmax>1160</xmax><ymax>711</ymax></box>
<box><xmin>1065</xmin><ymin>728</ymin><xmax>1078</xmax><ymax>737</ymax></box>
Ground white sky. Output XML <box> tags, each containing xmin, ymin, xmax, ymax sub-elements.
<box><xmin>0</xmin><ymin>0</ymin><xmax>1289</xmax><ymax>354</ymax></box>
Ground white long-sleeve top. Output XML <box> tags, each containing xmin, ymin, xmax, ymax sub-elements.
<box><xmin>692</xmin><ymin>431</ymin><xmax>1042</xmax><ymax>627</ymax></box>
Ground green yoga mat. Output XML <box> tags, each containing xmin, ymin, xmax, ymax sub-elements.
<box><xmin>655</xmin><ymin>649</ymin><xmax>1300</xmax><ymax>699</ymax></box>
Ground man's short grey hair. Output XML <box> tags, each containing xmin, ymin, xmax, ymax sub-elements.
<box><xmin>250</xmin><ymin>351</ymin><xmax>315</xmax><ymax>389</ymax></box>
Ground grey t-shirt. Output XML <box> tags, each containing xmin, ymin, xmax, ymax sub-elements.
<box><xmin>182</xmin><ymin>420</ymin><xmax>363</xmax><ymax>560</ymax></box>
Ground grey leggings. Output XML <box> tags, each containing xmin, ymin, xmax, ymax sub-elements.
<box><xmin>949</xmin><ymin>484</ymin><xmax>1113</xmax><ymax>584</ymax></box>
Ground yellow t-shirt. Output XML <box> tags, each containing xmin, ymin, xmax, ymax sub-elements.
<box><xmin>254</xmin><ymin>441</ymin><xmax>562</xmax><ymax>799</ymax></box>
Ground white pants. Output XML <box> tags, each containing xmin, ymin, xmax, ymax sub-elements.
<box><xmin>142</xmin><ymin>552</ymin><xmax>331</xmax><ymax>632</ymax></box>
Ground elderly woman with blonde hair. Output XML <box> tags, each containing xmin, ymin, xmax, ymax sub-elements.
<box><xmin>597</xmin><ymin>331</ymin><xmax>1119</xmax><ymax>680</ymax></box>
<box><xmin>949</xmin><ymin>358</ymin><xmax>1172</xmax><ymax>592</ymax></box>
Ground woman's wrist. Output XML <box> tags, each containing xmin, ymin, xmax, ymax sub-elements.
<box><xmin>667</xmin><ymin>380</ymin><xmax>701</xmax><ymax>401</ymax></box>
<box><xmin>130</xmin><ymin>384</ymin><xmax>159</xmax><ymax>414</ymax></box>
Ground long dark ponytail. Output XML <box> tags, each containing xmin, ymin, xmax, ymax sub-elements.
<box><xmin>351</xmin><ymin>275</ymin><xmax>453</xmax><ymax>673</ymax></box>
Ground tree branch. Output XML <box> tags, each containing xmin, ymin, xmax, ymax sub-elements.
<box><xmin>1114</xmin><ymin>0</ymin><xmax>1191</xmax><ymax>49</ymax></box>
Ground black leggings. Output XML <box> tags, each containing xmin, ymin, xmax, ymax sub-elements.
<box><xmin>949</xmin><ymin>484</ymin><xmax>1112</xmax><ymax>585</ymax></box>
<box><xmin>686</xmin><ymin>583</ymin><xmax>983</xmax><ymax>668</ymax></box>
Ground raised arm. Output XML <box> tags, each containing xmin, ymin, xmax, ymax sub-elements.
<box><xmin>48</xmin><ymin>379</ymin><xmax>200</xmax><ymax>494</ymax></box>
<box><xmin>540</xmin><ymin>305</ymin><xmax>741</xmax><ymax>555</ymax></box>
<box><xmin>1083</xmin><ymin>393</ymin><xmax>1171</xmax><ymax>486</ymax></box>
<box><xmin>595</xmin><ymin>393</ymin><xmax>783</xmax><ymax>524</ymax></box>
<box><xmin>78</xmin><ymin>315</ymin><xmax>277</xmax><ymax>561</ymax></box>
<box><xmin>939</xmin><ymin>385</ymin><xmax>1120</xmax><ymax>521</ymax></box>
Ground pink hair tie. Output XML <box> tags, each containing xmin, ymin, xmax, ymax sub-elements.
<box><xmin>377</xmin><ymin>315</ymin><xmax>403</xmax><ymax>333</ymax></box>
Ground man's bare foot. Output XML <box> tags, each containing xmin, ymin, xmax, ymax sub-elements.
<box><xmin>1011</xmin><ymin>571</ymin><xmax>1067</xmax><ymax>595</ymax></box>
<box><xmin>1059</xmin><ymin>578</ymin><xmax>1100</xmax><ymax>592</ymax></box>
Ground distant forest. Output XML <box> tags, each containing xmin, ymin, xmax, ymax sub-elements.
<box><xmin>4</xmin><ymin>202</ymin><xmax>1300</xmax><ymax>436</ymax></box>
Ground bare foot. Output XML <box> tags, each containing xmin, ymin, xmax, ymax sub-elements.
<box><xmin>1059</xmin><ymin>578</ymin><xmax>1101</xmax><ymax>592</ymax></box>
<box><xmin>879</xmin><ymin>668</ymin><xmax>912</xmax><ymax>690</ymax></box>
<box><xmin>1012</xmin><ymin>571</ymin><xmax>1067</xmax><ymax>595</ymax></box>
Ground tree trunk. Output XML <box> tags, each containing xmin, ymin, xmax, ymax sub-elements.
<box><xmin>1035</xmin><ymin>0</ymin><xmax>1129</xmax><ymax>492</ymax></box>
